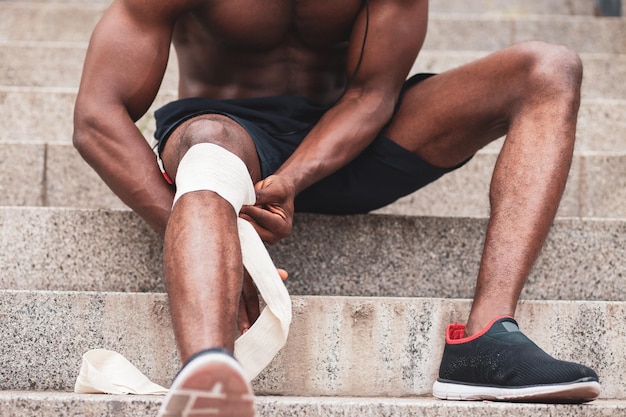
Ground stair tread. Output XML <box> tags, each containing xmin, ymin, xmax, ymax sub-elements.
<box><xmin>0</xmin><ymin>391</ymin><xmax>625</xmax><ymax>417</ymax></box>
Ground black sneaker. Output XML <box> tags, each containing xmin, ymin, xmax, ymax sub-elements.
<box><xmin>433</xmin><ymin>316</ymin><xmax>600</xmax><ymax>403</ymax></box>
<box><xmin>158</xmin><ymin>348</ymin><xmax>255</xmax><ymax>417</ymax></box>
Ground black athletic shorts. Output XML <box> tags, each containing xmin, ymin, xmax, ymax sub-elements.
<box><xmin>154</xmin><ymin>73</ymin><xmax>468</xmax><ymax>214</ymax></box>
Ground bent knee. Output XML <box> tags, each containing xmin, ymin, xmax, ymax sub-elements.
<box><xmin>162</xmin><ymin>115</ymin><xmax>260</xmax><ymax>182</ymax></box>
<box><xmin>514</xmin><ymin>41</ymin><xmax>583</xmax><ymax>99</ymax></box>
<box><xmin>172</xmin><ymin>116</ymin><xmax>234</xmax><ymax>156</ymax></box>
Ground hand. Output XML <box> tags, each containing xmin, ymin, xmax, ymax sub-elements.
<box><xmin>238</xmin><ymin>268</ymin><xmax>288</xmax><ymax>334</ymax></box>
<box><xmin>239</xmin><ymin>175</ymin><xmax>295</xmax><ymax>244</ymax></box>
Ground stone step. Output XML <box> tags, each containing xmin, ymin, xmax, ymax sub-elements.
<box><xmin>431</xmin><ymin>0</ymin><xmax>622</xmax><ymax>16</ymax></box>
<box><xmin>1</xmin><ymin>0</ymin><xmax>616</xmax><ymax>16</ymax></box>
<box><xmin>1</xmin><ymin>84</ymin><xmax>623</xmax><ymax>152</ymax></box>
<box><xmin>0</xmin><ymin>291</ymin><xmax>623</xmax><ymax>399</ymax></box>
<box><xmin>374</xmin><ymin>150</ymin><xmax>626</xmax><ymax>219</ymax></box>
<box><xmin>0</xmin><ymin>86</ymin><xmax>168</xmax><ymax>143</ymax></box>
<box><xmin>1</xmin><ymin>3</ymin><xmax>624</xmax><ymax>53</ymax></box>
<box><xmin>1</xmin><ymin>208</ymin><xmax>624</xmax><ymax>301</ymax></box>
<box><xmin>2</xmin><ymin>1</ymin><xmax>622</xmax><ymax>414</ymax></box>
<box><xmin>4</xmin><ymin>44</ymin><xmax>626</xmax><ymax>100</ymax></box>
<box><xmin>410</xmin><ymin>51</ymin><xmax>626</xmax><ymax>101</ymax></box>
<box><xmin>0</xmin><ymin>3</ymin><xmax>104</xmax><ymax>43</ymax></box>
<box><xmin>0</xmin><ymin>392</ymin><xmax>624</xmax><ymax>417</ymax></box>
<box><xmin>2</xmin><ymin>140</ymin><xmax>624</xmax><ymax>218</ymax></box>
<box><xmin>424</xmin><ymin>13</ymin><xmax>626</xmax><ymax>54</ymax></box>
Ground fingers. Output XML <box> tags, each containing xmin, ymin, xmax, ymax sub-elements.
<box><xmin>238</xmin><ymin>295</ymin><xmax>250</xmax><ymax>334</ymax></box>
<box><xmin>254</xmin><ymin>175</ymin><xmax>295</xmax><ymax>207</ymax></box>
<box><xmin>238</xmin><ymin>267</ymin><xmax>287</xmax><ymax>334</ymax></box>
<box><xmin>239</xmin><ymin>213</ymin><xmax>280</xmax><ymax>244</ymax></box>
<box><xmin>239</xmin><ymin>174</ymin><xmax>295</xmax><ymax>244</ymax></box>
<box><xmin>241</xmin><ymin>203</ymin><xmax>287</xmax><ymax>224</ymax></box>
<box><xmin>238</xmin><ymin>271</ymin><xmax>260</xmax><ymax>334</ymax></box>
<box><xmin>239</xmin><ymin>205</ymin><xmax>291</xmax><ymax>244</ymax></box>
<box><xmin>243</xmin><ymin>270</ymin><xmax>260</xmax><ymax>321</ymax></box>
<box><xmin>277</xmin><ymin>268</ymin><xmax>288</xmax><ymax>281</ymax></box>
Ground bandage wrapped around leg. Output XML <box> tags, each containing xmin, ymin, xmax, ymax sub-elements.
<box><xmin>74</xmin><ymin>143</ymin><xmax>290</xmax><ymax>394</ymax></box>
<box><xmin>173</xmin><ymin>143</ymin><xmax>292</xmax><ymax>381</ymax></box>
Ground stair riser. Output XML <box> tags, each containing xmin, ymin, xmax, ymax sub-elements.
<box><xmin>375</xmin><ymin>151</ymin><xmax>626</xmax><ymax>219</ymax></box>
<box><xmin>424</xmin><ymin>15</ymin><xmax>626</xmax><ymax>54</ymax></box>
<box><xmin>4</xmin><ymin>46</ymin><xmax>626</xmax><ymax>101</ymax></box>
<box><xmin>431</xmin><ymin>0</ymin><xmax>619</xmax><ymax>15</ymax></box>
<box><xmin>1</xmin><ymin>209</ymin><xmax>624</xmax><ymax>300</ymax></box>
<box><xmin>2</xmin><ymin>5</ymin><xmax>625</xmax><ymax>53</ymax></box>
<box><xmin>0</xmin><ymin>292</ymin><xmax>623</xmax><ymax>398</ymax></box>
<box><xmin>2</xmin><ymin>87</ymin><xmax>623</xmax><ymax>153</ymax></box>
<box><xmin>3</xmin><ymin>143</ymin><xmax>623</xmax><ymax>217</ymax></box>
<box><xmin>1</xmin><ymin>0</ymin><xmax>613</xmax><ymax>15</ymax></box>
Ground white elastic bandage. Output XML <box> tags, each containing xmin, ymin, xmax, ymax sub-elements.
<box><xmin>74</xmin><ymin>144</ymin><xmax>291</xmax><ymax>393</ymax></box>
<box><xmin>74</xmin><ymin>349</ymin><xmax>168</xmax><ymax>395</ymax></box>
<box><xmin>173</xmin><ymin>143</ymin><xmax>292</xmax><ymax>381</ymax></box>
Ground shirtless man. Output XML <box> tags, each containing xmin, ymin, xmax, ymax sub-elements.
<box><xmin>73</xmin><ymin>0</ymin><xmax>600</xmax><ymax>415</ymax></box>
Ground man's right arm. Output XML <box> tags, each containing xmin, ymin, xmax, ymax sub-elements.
<box><xmin>73</xmin><ymin>0</ymin><xmax>193</xmax><ymax>235</ymax></box>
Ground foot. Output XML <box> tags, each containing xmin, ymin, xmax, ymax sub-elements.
<box><xmin>433</xmin><ymin>317</ymin><xmax>600</xmax><ymax>403</ymax></box>
<box><xmin>158</xmin><ymin>349</ymin><xmax>255</xmax><ymax>417</ymax></box>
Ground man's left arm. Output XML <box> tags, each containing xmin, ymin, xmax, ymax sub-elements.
<box><xmin>243</xmin><ymin>0</ymin><xmax>429</xmax><ymax>243</ymax></box>
<box><xmin>278</xmin><ymin>0</ymin><xmax>428</xmax><ymax>193</ymax></box>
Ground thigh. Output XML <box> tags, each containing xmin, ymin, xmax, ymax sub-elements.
<box><xmin>384</xmin><ymin>43</ymin><xmax>544</xmax><ymax>169</ymax></box>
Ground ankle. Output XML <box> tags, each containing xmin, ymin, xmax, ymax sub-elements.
<box><xmin>464</xmin><ymin>315</ymin><xmax>514</xmax><ymax>337</ymax></box>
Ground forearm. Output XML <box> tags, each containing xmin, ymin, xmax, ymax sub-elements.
<box><xmin>276</xmin><ymin>90</ymin><xmax>395</xmax><ymax>194</ymax></box>
<box><xmin>273</xmin><ymin>0</ymin><xmax>429</xmax><ymax>194</ymax></box>
<box><xmin>74</xmin><ymin>107</ymin><xmax>174</xmax><ymax>235</ymax></box>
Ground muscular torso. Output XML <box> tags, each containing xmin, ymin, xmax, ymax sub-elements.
<box><xmin>173</xmin><ymin>0</ymin><xmax>365</xmax><ymax>103</ymax></box>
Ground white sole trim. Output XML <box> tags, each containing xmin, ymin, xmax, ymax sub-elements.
<box><xmin>433</xmin><ymin>379</ymin><xmax>601</xmax><ymax>402</ymax></box>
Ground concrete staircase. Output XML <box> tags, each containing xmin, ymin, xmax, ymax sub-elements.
<box><xmin>1</xmin><ymin>0</ymin><xmax>624</xmax><ymax>415</ymax></box>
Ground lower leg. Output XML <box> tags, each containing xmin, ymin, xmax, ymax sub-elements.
<box><xmin>157</xmin><ymin>121</ymin><xmax>261</xmax><ymax>417</ymax></box>
<box><xmin>465</xmin><ymin>111</ymin><xmax>577</xmax><ymax>335</ymax></box>
<box><xmin>386</xmin><ymin>41</ymin><xmax>583</xmax><ymax>334</ymax></box>
<box><xmin>465</xmin><ymin>50</ymin><xmax>582</xmax><ymax>336</ymax></box>
<box><xmin>164</xmin><ymin>191</ymin><xmax>243</xmax><ymax>362</ymax></box>
<box><xmin>417</xmin><ymin>45</ymin><xmax>598</xmax><ymax>403</ymax></box>
<box><xmin>160</xmin><ymin>116</ymin><xmax>261</xmax><ymax>363</ymax></box>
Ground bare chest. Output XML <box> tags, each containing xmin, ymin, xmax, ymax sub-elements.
<box><xmin>177</xmin><ymin>0</ymin><xmax>364</xmax><ymax>50</ymax></box>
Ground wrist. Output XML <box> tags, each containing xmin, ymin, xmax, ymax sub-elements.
<box><xmin>275</xmin><ymin>160</ymin><xmax>320</xmax><ymax>195</ymax></box>
<box><xmin>275</xmin><ymin>171</ymin><xmax>305</xmax><ymax>196</ymax></box>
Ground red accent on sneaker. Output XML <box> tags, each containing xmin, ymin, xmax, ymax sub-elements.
<box><xmin>445</xmin><ymin>315</ymin><xmax>515</xmax><ymax>345</ymax></box>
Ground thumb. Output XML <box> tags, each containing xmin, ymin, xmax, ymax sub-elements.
<box><xmin>254</xmin><ymin>187</ymin><xmax>267</xmax><ymax>205</ymax></box>
<box><xmin>254</xmin><ymin>178</ymin><xmax>276</xmax><ymax>205</ymax></box>
<box><xmin>254</xmin><ymin>184</ymin><xmax>265</xmax><ymax>204</ymax></box>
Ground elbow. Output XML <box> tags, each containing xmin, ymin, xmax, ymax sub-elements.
<box><xmin>73</xmin><ymin>103</ymin><xmax>89</xmax><ymax>154</ymax></box>
<box><xmin>342</xmin><ymin>87</ymin><xmax>397</xmax><ymax>126</ymax></box>
<box><xmin>73</xmin><ymin>104</ymin><xmax>102</xmax><ymax>160</ymax></box>
<box><xmin>72</xmin><ymin>126</ymin><xmax>97</xmax><ymax>166</ymax></box>
<box><xmin>72</xmin><ymin>123</ymin><xmax>89</xmax><ymax>156</ymax></box>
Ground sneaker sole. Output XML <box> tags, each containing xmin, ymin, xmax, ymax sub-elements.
<box><xmin>432</xmin><ymin>379</ymin><xmax>601</xmax><ymax>403</ymax></box>
<box><xmin>157</xmin><ymin>353</ymin><xmax>255</xmax><ymax>417</ymax></box>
